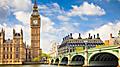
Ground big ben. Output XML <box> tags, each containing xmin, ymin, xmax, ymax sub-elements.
<box><xmin>30</xmin><ymin>0</ymin><xmax>41</xmax><ymax>60</ymax></box>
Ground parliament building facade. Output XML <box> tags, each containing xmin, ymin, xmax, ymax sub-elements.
<box><xmin>0</xmin><ymin>0</ymin><xmax>41</xmax><ymax>64</ymax></box>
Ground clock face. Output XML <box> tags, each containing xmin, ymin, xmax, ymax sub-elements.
<box><xmin>33</xmin><ymin>20</ymin><xmax>38</xmax><ymax>25</ymax></box>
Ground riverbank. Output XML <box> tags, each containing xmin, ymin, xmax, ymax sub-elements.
<box><xmin>23</xmin><ymin>62</ymin><xmax>50</xmax><ymax>65</ymax></box>
<box><xmin>0</xmin><ymin>64</ymin><xmax>81</xmax><ymax>67</ymax></box>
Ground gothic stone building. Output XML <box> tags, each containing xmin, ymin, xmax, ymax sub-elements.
<box><xmin>0</xmin><ymin>29</ymin><xmax>26</xmax><ymax>64</ymax></box>
<box><xmin>0</xmin><ymin>0</ymin><xmax>41</xmax><ymax>64</ymax></box>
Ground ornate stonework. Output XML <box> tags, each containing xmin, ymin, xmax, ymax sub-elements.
<box><xmin>0</xmin><ymin>29</ymin><xmax>26</xmax><ymax>64</ymax></box>
<box><xmin>0</xmin><ymin>0</ymin><xmax>41</xmax><ymax>64</ymax></box>
<box><xmin>30</xmin><ymin>0</ymin><xmax>41</xmax><ymax>60</ymax></box>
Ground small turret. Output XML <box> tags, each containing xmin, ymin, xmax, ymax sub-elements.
<box><xmin>118</xmin><ymin>30</ymin><xmax>120</xmax><ymax>37</ymax></box>
<box><xmin>13</xmin><ymin>29</ymin><xmax>15</xmax><ymax>35</ymax></box>
<box><xmin>21</xmin><ymin>29</ymin><xmax>23</xmax><ymax>36</ymax></box>
<box><xmin>94</xmin><ymin>35</ymin><xmax>95</xmax><ymax>39</ymax></box>
<box><xmin>2</xmin><ymin>28</ymin><xmax>5</xmax><ymax>40</ymax></box>
<box><xmin>88</xmin><ymin>33</ymin><xmax>91</xmax><ymax>39</ymax></box>
<box><xmin>0</xmin><ymin>28</ymin><xmax>5</xmax><ymax>43</ymax></box>
<box><xmin>69</xmin><ymin>33</ymin><xmax>73</xmax><ymax>39</ymax></box>
<box><xmin>97</xmin><ymin>33</ymin><xmax>100</xmax><ymax>39</ymax></box>
<box><xmin>91</xmin><ymin>36</ymin><xmax>92</xmax><ymax>39</ymax></box>
<box><xmin>78</xmin><ymin>33</ymin><xmax>82</xmax><ymax>39</ymax></box>
<box><xmin>68</xmin><ymin>35</ymin><xmax>70</xmax><ymax>39</ymax></box>
<box><xmin>63</xmin><ymin>38</ymin><xmax>65</xmax><ymax>41</ymax></box>
<box><xmin>1</xmin><ymin>28</ymin><xmax>4</xmax><ymax>33</ymax></box>
<box><xmin>65</xmin><ymin>36</ymin><xmax>67</xmax><ymax>40</ymax></box>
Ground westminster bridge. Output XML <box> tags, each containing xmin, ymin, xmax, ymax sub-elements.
<box><xmin>50</xmin><ymin>45</ymin><xmax>120</xmax><ymax>66</ymax></box>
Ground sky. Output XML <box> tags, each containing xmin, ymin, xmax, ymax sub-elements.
<box><xmin>0</xmin><ymin>0</ymin><xmax>120</xmax><ymax>52</ymax></box>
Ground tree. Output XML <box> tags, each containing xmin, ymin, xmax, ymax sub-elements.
<box><xmin>32</xmin><ymin>52</ymin><xmax>51</xmax><ymax>62</ymax></box>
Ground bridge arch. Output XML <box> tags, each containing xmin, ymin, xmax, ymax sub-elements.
<box><xmin>89</xmin><ymin>50</ymin><xmax>119</xmax><ymax>61</ymax></box>
<box><xmin>55</xmin><ymin>58</ymin><xmax>59</xmax><ymax>65</ymax></box>
<box><xmin>60</xmin><ymin>57</ymin><xmax>68</xmax><ymax>65</ymax></box>
<box><xmin>89</xmin><ymin>52</ymin><xmax>118</xmax><ymax>66</ymax></box>
<box><xmin>51</xmin><ymin>59</ymin><xmax>54</xmax><ymax>64</ymax></box>
<box><xmin>71</xmin><ymin>55</ymin><xmax>85</xmax><ymax>65</ymax></box>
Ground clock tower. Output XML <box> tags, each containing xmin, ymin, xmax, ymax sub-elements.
<box><xmin>30</xmin><ymin>0</ymin><xmax>41</xmax><ymax>60</ymax></box>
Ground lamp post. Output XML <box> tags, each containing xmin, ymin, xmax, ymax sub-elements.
<box><xmin>84</xmin><ymin>40</ymin><xmax>88</xmax><ymax>66</ymax></box>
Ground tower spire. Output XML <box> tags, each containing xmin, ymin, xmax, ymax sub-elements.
<box><xmin>33</xmin><ymin>0</ymin><xmax>38</xmax><ymax>8</ymax></box>
<box><xmin>32</xmin><ymin>0</ymin><xmax>39</xmax><ymax>16</ymax></box>
<box><xmin>35</xmin><ymin>0</ymin><xmax>37</xmax><ymax>5</ymax></box>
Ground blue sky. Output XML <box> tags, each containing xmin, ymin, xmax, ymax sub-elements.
<box><xmin>0</xmin><ymin>0</ymin><xmax>120</xmax><ymax>52</ymax></box>
<box><xmin>38</xmin><ymin>0</ymin><xmax>120</xmax><ymax>30</ymax></box>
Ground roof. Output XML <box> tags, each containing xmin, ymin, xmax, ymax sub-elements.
<box><xmin>58</xmin><ymin>38</ymin><xmax>104</xmax><ymax>48</ymax></box>
<box><xmin>4</xmin><ymin>39</ymin><xmax>13</xmax><ymax>44</ymax></box>
<box><xmin>14</xmin><ymin>33</ymin><xmax>21</xmax><ymax>36</ymax></box>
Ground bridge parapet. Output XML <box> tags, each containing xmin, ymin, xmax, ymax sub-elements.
<box><xmin>50</xmin><ymin>44</ymin><xmax>120</xmax><ymax>66</ymax></box>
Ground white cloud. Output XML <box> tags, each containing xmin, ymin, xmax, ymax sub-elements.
<box><xmin>0</xmin><ymin>0</ymin><xmax>101</xmax><ymax>53</ymax></box>
<box><xmin>12</xmin><ymin>9</ymin><xmax>59</xmax><ymax>52</ymax></box>
<box><xmin>0</xmin><ymin>0</ymin><xmax>110</xmax><ymax>53</ymax></box>
<box><xmin>0</xmin><ymin>0</ymin><xmax>32</xmax><ymax>24</ymax></box>
<box><xmin>14</xmin><ymin>11</ymin><xmax>31</xmax><ymax>25</ymax></box>
<box><xmin>11</xmin><ymin>0</ymin><xmax>32</xmax><ymax>12</ymax></box>
<box><xmin>60</xmin><ymin>22</ymin><xmax>80</xmax><ymax>33</ymax></box>
<box><xmin>0</xmin><ymin>0</ymin><xmax>32</xmax><ymax>12</ymax></box>
<box><xmin>80</xmin><ymin>16</ymin><xmax>88</xmax><ymax>20</ymax></box>
<box><xmin>68</xmin><ymin>2</ymin><xmax>106</xmax><ymax>16</ymax></box>
<box><xmin>52</xmin><ymin>3</ymin><xmax>60</xmax><ymax>9</ymax></box>
<box><xmin>40</xmin><ymin>15</ymin><xmax>80</xmax><ymax>52</ymax></box>
<box><xmin>0</xmin><ymin>0</ymin><xmax>9</xmax><ymax>7</ymax></box>
<box><xmin>0</xmin><ymin>0</ymin><xmax>64</xmax><ymax>53</ymax></box>
<box><xmin>39</xmin><ymin>3</ymin><xmax>64</xmax><ymax>16</ymax></box>
<box><xmin>0</xmin><ymin>23</ymin><xmax>30</xmax><ymax>45</ymax></box>
<box><xmin>39</xmin><ymin>5</ymin><xmax>48</xmax><ymax>10</ymax></box>
<box><xmin>41</xmin><ymin>33</ymin><xmax>58</xmax><ymax>52</ymax></box>
<box><xmin>0</xmin><ymin>23</ymin><xmax>12</xmax><ymax>39</ymax></box>
<box><xmin>41</xmin><ymin>15</ymin><xmax>57</xmax><ymax>33</ymax></box>
<box><xmin>0</xmin><ymin>0</ymin><xmax>10</xmax><ymax>21</ymax></box>
<box><xmin>83</xmin><ymin>21</ymin><xmax>120</xmax><ymax>41</ymax></box>
<box><xmin>40</xmin><ymin>16</ymin><xmax>81</xmax><ymax>52</ymax></box>
<box><xmin>57</xmin><ymin>15</ymin><xmax>70</xmax><ymax>21</ymax></box>
<box><xmin>106</xmin><ymin>0</ymin><xmax>110</xmax><ymax>2</ymax></box>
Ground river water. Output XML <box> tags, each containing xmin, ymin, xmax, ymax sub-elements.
<box><xmin>0</xmin><ymin>64</ymin><xmax>82</xmax><ymax>67</ymax></box>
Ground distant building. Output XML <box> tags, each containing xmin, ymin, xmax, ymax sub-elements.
<box><xmin>58</xmin><ymin>33</ymin><xmax>104</xmax><ymax>56</ymax></box>
<box><xmin>109</xmin><ymin>31</ymin><xmax>120</xmax><ymax>45</ymax></box>
<box><xmin>26</xmin><ymin>45</ymin><xmax>31</xmax><ymax>62</ymax></box>
<box><xmin>104</xmin><ymin>40</ymin><xmax>109</xmax><ymax>46</ymax></box>
<box><xmin>49</xmin><ymin>42</ymin><xmax>59</xmax><ymax>58</ymax></box>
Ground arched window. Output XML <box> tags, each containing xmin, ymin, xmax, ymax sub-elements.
<box><xmin>16</xmin><ymin>54</ymin><xmax>18</xmax><ymax>58</ymax></box>
<box><xmin>16</xmin><ymin>47</ymin><xmax>19</xmax><ymax>51</ymax></box>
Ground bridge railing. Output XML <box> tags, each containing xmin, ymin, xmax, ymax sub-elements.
<box><xmin>57</xmin><ymin>45</ymin><xmax>119</xmax><ymax>58</ymax></box>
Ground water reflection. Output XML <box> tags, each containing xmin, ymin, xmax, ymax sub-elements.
<box><xmin>0</xmin><ymin>64</ymin><xmax>82</xmax><ymax>67</ymax></box>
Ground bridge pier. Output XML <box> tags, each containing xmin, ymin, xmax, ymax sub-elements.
<box><xmin>67</xmin><ymin>54</ymin><xmax>71</xmax><ymax>65</ymax></box>
<box><xmin>118</xmin><ymin>49</ymin><xmax>120</xmax><ymax>66</ymax></box>
<box><xmin>83</xmin><ymin>46</ymin><xmax>88</xmax><ymax>66</ymax></box>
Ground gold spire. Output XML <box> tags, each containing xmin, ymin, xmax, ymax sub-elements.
<box><xmin>35</xmin><ymin>0</ymin><xmax>37</xmax><ymax>5</ymax></box>
<box><xmin>33</xmin><ymin>0</ymin><xmax>38</xmax><ymax>9</ymax></box>
<box><xmin>32</xmin><ymin>0</ymin><xmax>39</xmax><ymax>16</ymax></box>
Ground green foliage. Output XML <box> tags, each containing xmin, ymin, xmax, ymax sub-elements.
<box><xmin>32</xmin><ymin>52</ymin><xmax>51</xmax><ymax>62</ymax></box>
<box><xmin>32</xmin><ymin>56</ymin><xmax>40</xmax><ymax>62</ymax></box>
<box><xmin>41</xmin><ymin>53</ymin><xmax>51</xmax><ymax>58</ymax></box>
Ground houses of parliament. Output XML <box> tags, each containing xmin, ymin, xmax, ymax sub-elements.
<box><xmin>0</xmin><ymin>0</ymin><xmax>41</xmax><ymax>64</ymax></box>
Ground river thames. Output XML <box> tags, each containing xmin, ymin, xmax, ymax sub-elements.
<box><xmin>0</xmin><ymin>65</ymin><xmax>82</xmax><ymax>67</ymax></box>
